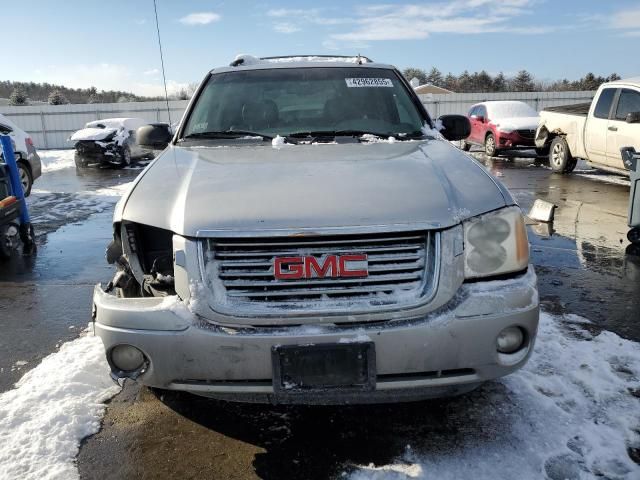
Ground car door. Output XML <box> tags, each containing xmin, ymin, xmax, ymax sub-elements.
<box><xmin>606</xmin><ymin>87</ymin><xmax>640</xmax><ymax>169</ymax></box>
<box><xmin>584</xmin><ymin>87</ymin><xmax>616</xmax><ymax>166</ymax></box>
<box><xmin>467</xmin><ymin>106</ymin><xmax>480</xmax><ymax>143</ymax></box>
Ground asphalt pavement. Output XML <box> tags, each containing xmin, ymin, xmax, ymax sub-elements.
<box><xmin>0</xmin><ymin>148</ymin><xmax>638</xmax><ymax>479</ymax></box>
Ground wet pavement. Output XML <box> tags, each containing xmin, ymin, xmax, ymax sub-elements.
<box><xmin>1</xmin><ymin>148</ymin><xmax>639</xmax><ymax>478</ymax></box>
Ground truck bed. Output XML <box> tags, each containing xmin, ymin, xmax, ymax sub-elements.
<box><xmin>542</xmin><ymin>102</ymin><xmax>592</xmax><ymax>116</ymax></box>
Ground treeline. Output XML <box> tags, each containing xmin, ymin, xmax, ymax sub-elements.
<box><xmin>0</xmin><ymin>81</ymin><xmax>164</xmax><ymax>105</ymax></box>
<box><xmin>403</xmin><ymin>68</ymin><xmax>622</xmax><ymax>93</ymax></box>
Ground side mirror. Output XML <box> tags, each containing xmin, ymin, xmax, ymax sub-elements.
<box><xmin>626</xmin><ymin>112</ymin><xmax>640</xmax><ymax>124</ymax></box>
<box><xmin>474</xmin><ymin>115</ymin><xmax>485</xmax><ymax>123</ymax></box>
<box><xmin>438</xmin><ymin>114</ymin><xmax>471</xmax><ymax>141</ymax></box>
<box><xmin>137</xmin><ymin>123</ymin><xmax>172</xmax><ymax>149</ymax></box>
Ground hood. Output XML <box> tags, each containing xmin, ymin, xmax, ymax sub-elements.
<box><xmin>69</xmin><ymin>127</ymin><xmax>118</xmax><ymax>142</ymax></box>
<box><xmin>119</xmin><ymin>139</ymin><xmax>510</xmax><ymax>237</ymax></box>
<box><xmin>493</xmin><ymin>116</ymin><xmax>539</xmax><ymax>131</ymax></box>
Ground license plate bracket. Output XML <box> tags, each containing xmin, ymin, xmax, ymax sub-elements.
<box><xmin>272</xmin><ymin>343</ymin><xmax>376</xmax><ymax>393</ymax></box>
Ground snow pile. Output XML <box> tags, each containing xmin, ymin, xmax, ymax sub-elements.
<box><xmin>346</xmin><ymin>312</ymin><xmax>640</xmax><ymax>479</ymax></box>
<box><xmin>272</xmin><ymin>135</ymin><xmax>289</xmax><ymax>147</ymax></box>
<box><xmin>0</xmin><ymin>334</ymin><xmax>120</xmax><ymax>480</ymax></box>
<box><xmin>39</xmin><ymin>150</ymin><xmax>76</xmax><ymax>172</ymax></box>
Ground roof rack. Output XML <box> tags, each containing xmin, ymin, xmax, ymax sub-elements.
<box><xmin>229</xmin><ymin>54</ymin><xmax>374</xmax><ymax>67</ymax></box>
<box><xmin>260</xmin><ymin>55</ymin><xmax>374</xmax><ymax>63</ymax></box>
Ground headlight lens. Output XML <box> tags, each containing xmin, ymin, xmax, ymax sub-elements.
<box><xmin>464</xmin><ymin>207</ymin><xmax>529</xmax><ymax>279</ymax></box>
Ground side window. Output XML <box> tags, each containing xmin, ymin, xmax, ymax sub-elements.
<box><xmin>478</xmin><ymin>106</ymin><xmax>487</xmax><ymax>120</ymax></box>
<box><xmin>593</xmin><ymin>88</ymin><xmax>616</xmax><ymax>119</ymax></box>
<box><xmin>614</xmin><ymin>89</ymin><xmax>640</xmax><ymax>121</ymax></box>
<box><xmin>469</xmin><ymin>106</ymin><xmax>478</xmax><ymax>117</ymax></box>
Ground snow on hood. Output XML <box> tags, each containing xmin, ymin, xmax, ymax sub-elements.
<box><xmin>69</xmin><ymin>127</ymin><xmax>118</xmax><ymax>142</ymax></box>
<box><xmin>118</xmin><ymin>139</ymin><xmax>510</xmax><ymax>236</ymax></box>
<box><xmin>85</xmin><ymin>118</ymin><xmax>146</xmax><ymax>131</ymax></box>
<box><xmin>493</xmin><ymin>116</ymin><xmax>540</xmax><ymax>131</ymax></box>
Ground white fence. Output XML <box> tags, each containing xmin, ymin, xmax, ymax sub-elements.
<box><xmin>418</xmin><ymin>90</ymin><xmax>595</xmax><ymax>117</ymax></box>
<box><xmin>0</xmin><ymin>100</ymin><xmax>189</xmax><ymax>150</ymax></box>
<box><xmin>0</xmin><ymin>91</ymin><xmax>595</xmax><ymax>150</ymax></box>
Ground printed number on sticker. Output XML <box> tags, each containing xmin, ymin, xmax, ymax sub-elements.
<box><xmin>345</xmin><ymin>78</ymin><xmax>394</xmax><ymax>88</ymax></box>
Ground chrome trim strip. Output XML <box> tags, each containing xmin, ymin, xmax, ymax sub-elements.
<box><xmin>196</xmin><ymin>222</ymin><xmax>444</xmax><ymax>238</ymax></box>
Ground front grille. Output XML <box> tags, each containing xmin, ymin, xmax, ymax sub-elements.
<box><xmin>202</xmin><ymin>231</ymin><xmax>439</xmax><ymax>316</ymax></box>
<box><xmin>516</xmin><ymin>129</ymin><xmax>535</xmax><ymax>139</ymax></box>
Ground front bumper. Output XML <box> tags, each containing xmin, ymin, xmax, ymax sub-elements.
<box><xmin>92</xmin><ymin>267</ymin><xmax>539</xmax><ymax>404</ymax></box>
<box><xmin>496</xmin><ymin>131</ymin><xmax>536</xmax><ymax>149</ymax></box>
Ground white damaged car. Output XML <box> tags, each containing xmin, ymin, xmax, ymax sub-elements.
<box><xmin>69</xmin><ymin>118</ymin><xmax>154</xmax><ymax>168</ymax></box>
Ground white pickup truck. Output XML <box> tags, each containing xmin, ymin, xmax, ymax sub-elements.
<box><xmin>536</xmin><ymin>77</ymin><xmax>640</xmax><ymax>174</ymax></box>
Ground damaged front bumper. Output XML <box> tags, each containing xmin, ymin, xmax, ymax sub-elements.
<box><xmin>92</xmin><ymin>267</ymin><xmax>539</xmax><ymax>404</ymax></box>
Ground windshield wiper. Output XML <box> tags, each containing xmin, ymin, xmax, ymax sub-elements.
<box><xmin>181</xmin><ymin>130</ymin><xmax>272</xmax><ymax>141</ymax></box>
<box><xmin>286</xmin><ymin>129</ymin><xmax>389</xmax><ymax>140</ymax></box>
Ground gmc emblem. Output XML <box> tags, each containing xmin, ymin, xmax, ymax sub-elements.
<box><xmin>274</xmin><ymin>254</ymin><xmax>368</xmax><ymax>280</ymax></box>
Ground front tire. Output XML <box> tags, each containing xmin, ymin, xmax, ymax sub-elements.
<box><xmin>484</xmin><ymin>133</ymin><xmax>499</xmax><ymax>157</ymax></box>
<box><xmin>549</xmin><ymin>136</ymin><xmax>576</xmax><ymax>174</ymax></box>
<box><xmin>461</xmin><ymin>141</ymin><xmax>472</xmax><ymax>151</ymax></box>
<box><xmin>628</xmin><ymin>228</ymin><xmax>640</xmax><ymax>245</ymax></box>
<box><xmin>17</xmin><ymin>163</ymin><xmax>33</xmax><ymax>197</ymax></box>
<box><xmin>74</xmin><ymin>152</ymin><xmax>89</xmax><ymax>168</ymax></box>
<box><xmin>116</xmin><ymin>145</ymin><xmax>132</xmax><ymax>169</ymax></box>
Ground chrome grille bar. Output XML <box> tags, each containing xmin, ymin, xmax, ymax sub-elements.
<box><xmin>203</xmin><ymin>230</ymin><xmax>439</xmax><ymax>315</ymax></box>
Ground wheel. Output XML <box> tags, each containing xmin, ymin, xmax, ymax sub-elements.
<box><xmin>74</xmin><ymin>152</ymin><xmax>89</xmax><ymax>168</ymax></box>
<box><xmin>461</xmin><ymin>141</ymin><xmax>472</xmax><ymax>151</ymax></box>
<box><xmin>484</xmin><ymin>133</ymin><xmax>499</xmax><ymax>157</ymax></box>
<box><xmin>0</xmin><ymin>223</ymin><xmax>20</xmax><ymax>259</ymax></box>
<box><xmin>549</xmin><ymin>136</ymin><xmax>576</xmax><ymax>174</ymax></box>
<box><xmin>117</xmin><ymin>145</ymin><xmax>132</xmax><ymax>168</ymax></box>
<box><xmin>628</xmin><ymin>228</ymin><xmax>640</xmax><ymax>245</ymax></box>
<box><xmin>17</xmin><ymin>162</ymin><xmax>32</xmax><ymax>197</ymax></box>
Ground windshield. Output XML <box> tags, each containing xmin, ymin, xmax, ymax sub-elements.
<box><xmin>182</xmin><ymin>67</ymin><xmax>426</xmax><ymax>139</ymax></box>
<box><xmin>487</xmin><ymin>102</ymin><xmax>538</xmax><ymax>119</ymax></box>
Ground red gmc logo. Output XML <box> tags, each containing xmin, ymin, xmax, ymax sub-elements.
<box><xmin>274</xmin><ymin>254</ymin><xmax>368</xmax><ymax>280</ymax></box>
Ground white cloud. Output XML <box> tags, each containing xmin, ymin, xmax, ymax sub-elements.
<box><xmin>273</xmin><ymin>22</ymin><xmax>301</xmax><ymax>34</ymax></box>
<box><xmin>610</xmin><ymin>7</ymin><xmax>640</xmax><ymax>37</ymax></box>
<box><xmin>329</xmin><ymin>0</ymin><xmax>548</xmax><ymax>43</ymax></box>
<box><xmin>143</xmin><ymin>68</ymin><xmax>159</xmax><ymax>76</ymax></box>
<box><xmin>179</xmin><ymin>12</ymin><xmax>221</xmax><ymax>25</ymax></box>
<box><xmin>28</xmin><ymin>63</ymin><xmax>190</xmax><ymax>97</ymax></box>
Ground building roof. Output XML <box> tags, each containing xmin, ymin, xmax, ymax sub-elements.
<box><xmin>414</xmin><ymin>84</ymin><xmax>453</xmax><ymax>95</ymax></box>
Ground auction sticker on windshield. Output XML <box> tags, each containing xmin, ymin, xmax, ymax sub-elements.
<box><xmin>345</xmin><ymin>78</ymin><xmax>394</xmax><ymax>88</ymax></box>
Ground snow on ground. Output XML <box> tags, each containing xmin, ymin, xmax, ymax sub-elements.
<box><xmin>576</xmin><ymin>172</ymin><xmax>631</xmax><ymax>187</ymax></box>
<box><xmin>0</xmin><ymin>332</ymin><xmax>120</xmax><ymax>480</ymax></box>
<box><xmin>347</xmin><ymin>311</ymin><xmax>640</xmax><ymax>480</ymax></box>
<box><xmin>38</xmin><ymin>149</ymin><xmax>76</xmax><ymax>172</ymax></box>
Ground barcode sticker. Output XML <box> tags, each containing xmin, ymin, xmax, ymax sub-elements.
<box><xmin>345</xmin><ymin>78</ymin><xmax>394</xmax><ymax>88</ymax></box>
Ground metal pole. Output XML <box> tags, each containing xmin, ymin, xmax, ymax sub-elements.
<box><xmin>1</xmin><ymin>135</ymin><xmax>35</xmax><ymax>253</ymax></box>
<box><xmin>39</xmin><ymin>111</ymin><xmax>49</xmax><ymax>149</ymax></box>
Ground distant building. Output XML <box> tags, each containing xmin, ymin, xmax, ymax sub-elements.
<box><xmin>414</xmin><ymin>84</ymin><xmax>453</xmax><ymax>95</ymax></box>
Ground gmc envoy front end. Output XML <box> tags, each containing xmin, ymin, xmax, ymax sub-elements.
<box><xmin>92</xmin><ymin>55</ymin><xmax>539</xmax><ymax>404</ymax></box>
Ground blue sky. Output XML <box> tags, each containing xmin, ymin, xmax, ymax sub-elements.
<box><xmin>1</xmin><ymin>0</ymin><xmax>638</xmax><ymax>96</ymax></box>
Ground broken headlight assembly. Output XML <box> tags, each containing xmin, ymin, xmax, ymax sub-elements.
<box><xmin>463</xmin><ymin>206</ymin><xmax>529</xmax><ymax>280</ymax></box>
<box><xmin>106</xmin><ymin>221</ymin><xmax>176</xmax><ymax>297</ymax></box>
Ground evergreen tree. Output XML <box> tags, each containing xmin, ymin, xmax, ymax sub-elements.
<box><xmin>512</xmin><ymin>70</ymin><xmax>534</xmax><ymax>92</ymax></box>
<box><xmin>9</xmin><ymin>87</ymin><xmax>28</xmax><ymax>106</ymax></box>
<box><xmin>476</xmin><ymin>70</ymin><xmax>493</xmax><ymax>92</ymax></box>
<box><xmin>426</xmin><ymin>67</ymin><xmax>443</xmax><ymax>86</ymax></box>
<box><xmin>48</xmin><ymin>90</ymin><xmax>69</xmax><ymax>105</ymax></box>
<box><xmin>493</xmin><ymin>72</ymin><xmax>507</xmax><ymax>92</ymax></box>
<box><xmin>607</xmin><ymin>73</ymin><xmax>621</xmax><ymax>82</ymax></box>
<box><xmin>443</xmin><ymin>73</ymin><xmax>458</xmax><ymax>92</ymax></box>
<box><xmin>402</xmin><ymin>67</ymin><xmax>427</xmax><ymax>85</ymax></box>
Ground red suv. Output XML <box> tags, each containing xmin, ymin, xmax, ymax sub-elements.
<box><xmin>462</xmin><ymin>101</ymin><xmax>542</xmax><ymax>156</ymax></box>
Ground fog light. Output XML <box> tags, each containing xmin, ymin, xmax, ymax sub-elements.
<box><xmin>496</xmin><ymin>327</ymin><xmax>525</xmax><ymax>354</ymax></box>
<box><xmin>111</xmin><ymin>345</ymin><xmax>145</xmax><ymax>372</ymax></box>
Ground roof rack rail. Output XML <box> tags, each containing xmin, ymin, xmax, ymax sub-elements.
<box><xmin>260</xmin><ymin>55</ymin><xmax>374</xmax><ymax>63</ymax></box>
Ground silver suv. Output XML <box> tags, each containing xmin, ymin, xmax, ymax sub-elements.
<box><xmin>92</xmin><ymin>55</ymin><xmax>539</xmax><ymax>404</ymax></box>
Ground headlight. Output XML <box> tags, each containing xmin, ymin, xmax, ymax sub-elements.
<box><xmin>463</xmin><ymin>207</ymin><xmax>529</xmax><ymax>279</ymax></box>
